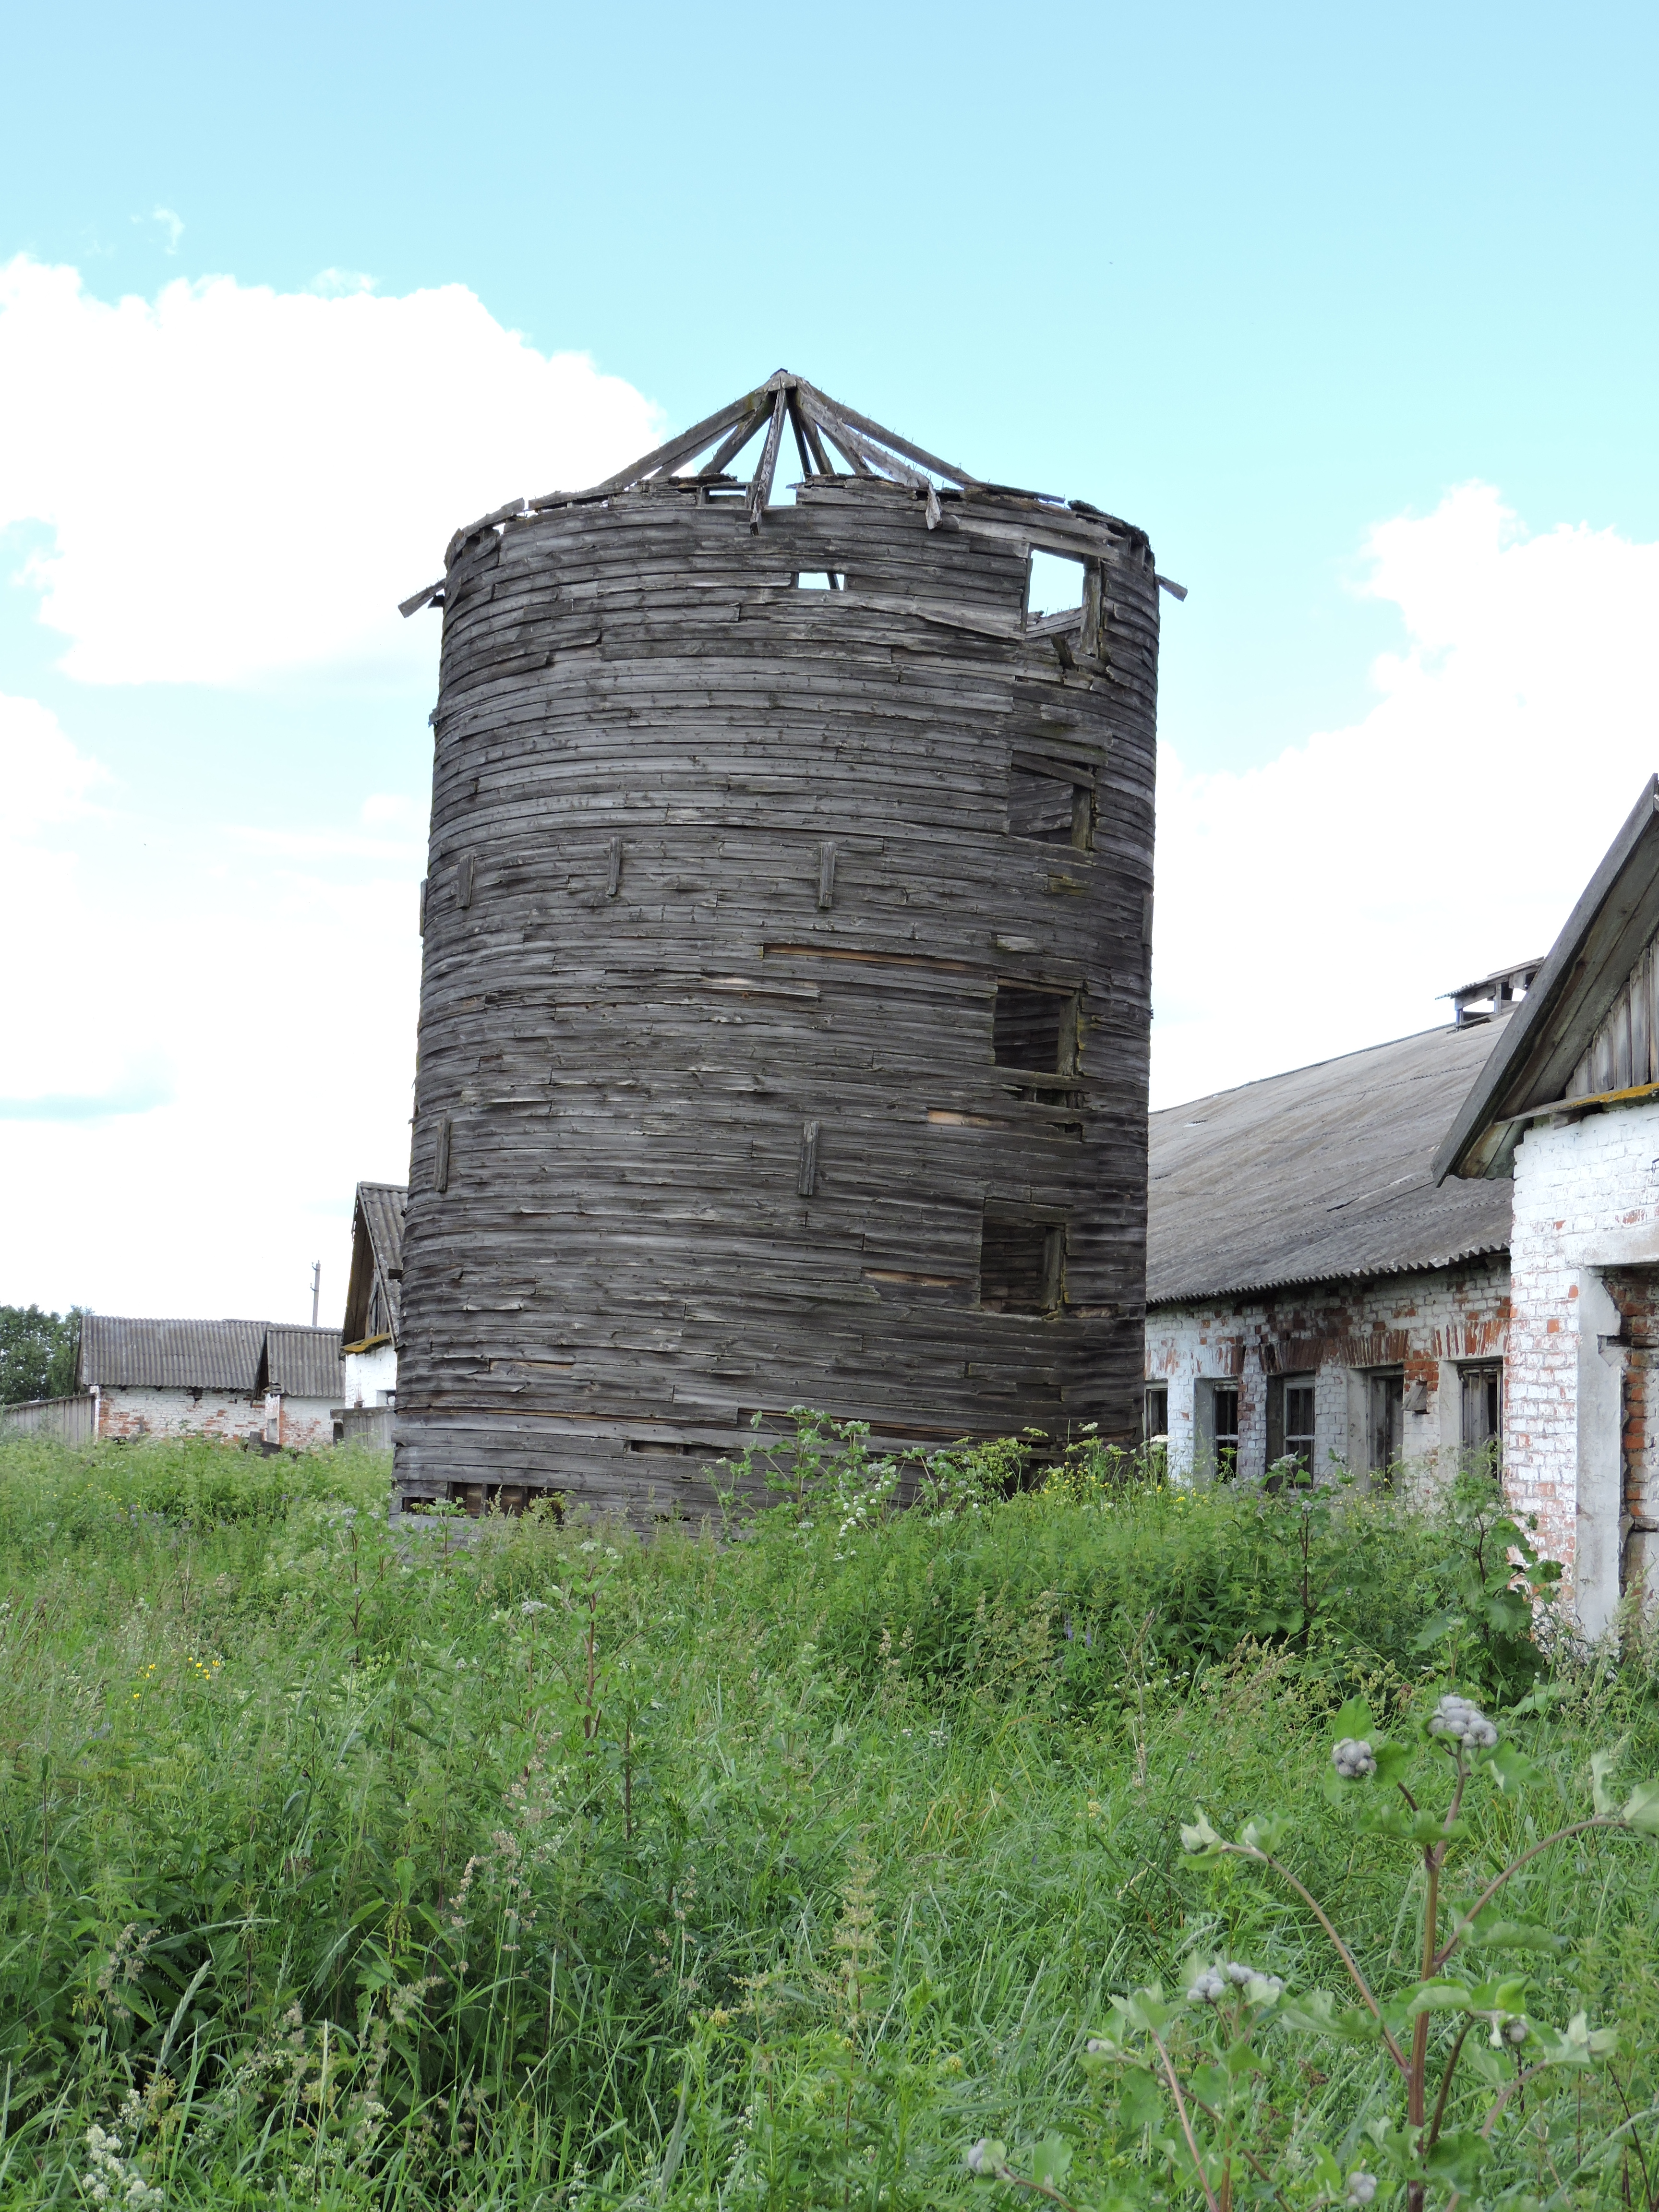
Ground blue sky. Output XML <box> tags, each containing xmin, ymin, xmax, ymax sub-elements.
<box><xmin>3</xmin><ymin>0</ymin><xmax>1658</xmax><ymax>1319</ymax></box>
<box><xmin>10</xmin><ymin>1</ymin><xmax>1658</xmax><ymax>770</ymax></box>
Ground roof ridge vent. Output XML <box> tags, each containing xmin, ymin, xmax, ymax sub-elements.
<box><xmin>1443</xmin><ymin>959</ymin><xmax>1543</xmax><ymax>1029</ymax></box>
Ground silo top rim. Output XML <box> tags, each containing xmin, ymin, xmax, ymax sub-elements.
<box><xmin>397</xmin><ymin>372</ymin><xmax>1167</xmax><ymax>614</ymax></box>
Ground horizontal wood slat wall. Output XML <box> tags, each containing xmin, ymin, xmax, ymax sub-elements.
<box><xmin>396</xmin><ymin>473</ymin><xmax>1160</xmax><ymax>1518</ymax></box>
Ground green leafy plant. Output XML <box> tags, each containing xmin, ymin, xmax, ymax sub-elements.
<box><xmin>5</xmin><ymin>1429</ymin><xmax>1658</xmax><ymax>2208</ymax></box>
<box><xmin>1407</xmin><ymin>1468</ymin><xmax>1563</xmax><ymax>1704</ymax></box>
<box><xmin>977</xmin><ymin>1693</ymin><xmax>1659</xmax><ymax>2210</ymax></box>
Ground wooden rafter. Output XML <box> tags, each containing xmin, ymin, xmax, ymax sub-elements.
<box><xmin>521</xmin><ymin>370</ymin><xmax>981</xmax><ymax>525</ymax></box>
<box><xmin>746</xmin><ymin>386</ymin><xmax>791</xmax><ymax>531</ymax></box>
<box><xmin>702</xmin><ymin>403</ymin><xmax>770</xmax><ymax>478</ymax></box>
<box><xmin>530</xmin><ymin>389</ymin><xmax>760</xmax><ymax>510</ymax></box>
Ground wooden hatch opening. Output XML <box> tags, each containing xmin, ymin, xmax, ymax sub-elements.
<box><xmin>980</xmin><ymin>1209</ymin><xmax>1066</xmax><ymax>1314</ymax></box>
<box><xmin>992</xmin><ymin>983</ymin><xmax>1079</xmax><ymax>1077</ymax></box>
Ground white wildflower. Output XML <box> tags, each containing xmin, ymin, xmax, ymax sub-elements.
<box><xmin>1346</xmin><ymin>2171</ymin><xmax>1378</xmax><ymax>2206</ymax></box>
<box><xmin>1192</xmin><ymin>1960</ymin><xmax>1280</xmax><ymax>2003</ymax></box>
<box><xmin>1333</xmin><ymin>1737</ymin><xmax>1377</xmax><ymax>1779</ymax></box>
<box><xmin>519</xmin><ymin>1598</ymin><xmax>549</xmax><ymax>1616</ymax></box>
<box><xmin>966</xmin><ymin>2138</ymin><xmax>1000</xmax><ymax>2174</ymax></box>
<box><xmin>1429</xmin><ymin>1693</ymin><xmax>1498</xmax><ymax>1750</ymax></box>
<box><xmin>82</xmin><ymin>2124</ymin><xmax>163</xmax><ymax>2212</ymax></box>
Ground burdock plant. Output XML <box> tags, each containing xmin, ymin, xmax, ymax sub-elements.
<box><xmin>970</xmin><ymin>1693</ymin><xmax>1659</xmax><ymax>2210</ymax></box>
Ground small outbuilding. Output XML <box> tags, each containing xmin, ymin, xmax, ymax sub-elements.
<box><xmin>80</xmin><ymin>1316</ymin><xmax>344</xmax><ymax>1449</ymax></box>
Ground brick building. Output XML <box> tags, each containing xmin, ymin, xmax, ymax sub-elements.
<box><xmin>79</xmin><ymin>1316</ymin><xmax>343</xmax><ymax>1450</ymax></box>
<box><xmin>1438</xmin><ymin>778</ymin><xmax>1659</xmax><ymax>1636</ymax></box>
<box><xmin>1145</xmin><ymin>998</ymin><xmax>1521</xmax><ymax>1488</ymax></box>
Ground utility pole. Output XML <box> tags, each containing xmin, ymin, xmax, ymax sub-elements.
<box><xmin>311</xmin><ymin>1262</ymin><xmax>321</xmax><ymax>1328</ymax></box>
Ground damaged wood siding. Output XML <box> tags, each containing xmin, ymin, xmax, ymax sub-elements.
<box><xmin>396</xmin><ymin>474</ymin><xmax>1159</xmax><ymax>1517</ymax></box>
<box><xmin>1567</xmin><ymin>932</ymin><xmax>1659</xmax><ymax>1100</ymax></box>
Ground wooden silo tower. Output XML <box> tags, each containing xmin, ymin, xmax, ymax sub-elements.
<box><xmin>395</xmin><ymin>372</ymin><xmax>1164</xmax><ymax>1515</ymax></box>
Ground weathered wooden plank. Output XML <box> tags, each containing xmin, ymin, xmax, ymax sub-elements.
<box><xmin>747</xmin><ymin>387</ymin><xmax>790</xmax><ymax>532</ymax></box>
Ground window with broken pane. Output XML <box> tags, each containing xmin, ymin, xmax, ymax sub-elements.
<box><xmin>1460</xmin><ymin>1362</ymin><xmax>1502</xmax><ymax>1468</ymax></box>
<box><xmin>1367</xmin><ymin>1369</ymin><xmax>1404</xmax><ymax>1479</ymax></box>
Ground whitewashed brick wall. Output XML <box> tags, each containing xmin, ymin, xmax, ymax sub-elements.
<box><xmin>1146</xmin><ymin>1257</ymin><xmax>1510</xmax><ymax>1488</ymax></box>
<box><xmin>97</xmin><ymin>1386</ymin><xmax>337</xmax><ymax>1451</ymax></box>
<box><xmin>1508</xmin><ymin>1097</ymin><xmax>1659</xmax><ymax>1635</ymax></box>
<box><xmin>342</xmin><ymin>1341</ymin><xmax>397</xmax><ymax>1408</ymax></box>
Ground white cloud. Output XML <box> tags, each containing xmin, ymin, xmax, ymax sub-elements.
<box><xmin>0</xmin><ymin>694</ymin><xmax>158</xmax><ymax>1118</ymax></box>
<box><xmin>0</xmin><ymin>691</ymin><xmax>418</xmax><ymax>1317</ymax></box>
<box><xmin>0</xmin><ymin>783</ymin><xmax>421</xmax><ymax>1317</ymax></box>
<box><xmin>0</xmin><ymin>688</ymin><xmax>103</xmax><ymax>834</ymax></box>
<box><xmin>1151</xmin><ymin>484</ymin><xmax>1659</xmax><ymax>1107</ymax></box>
<box><xmin>148</xmin><ymin>207</ymin><xmax>184</xmax><ymax>254</ymax></box>
<box><xmin>310</xmin><ymin>268</ymin><xmax>376</xmax><ymax>297</ymax></box>
<box><xmin>222</xmin><ymin>821</ymin><xmax>425</xmax><ymax>864</ymax></box>
<box><xmin>7</xmin><ymin>276</ymin><xmax>1656</xmax><ymax>1321</ymax></box>
<box><xmin>0</xmin><ymin>255</ymin><xmax>662</xmax><ymax>686</ymax></box>
<box><xmin>360</xmin><ymin>791</ymin><xmax>423</xmax><ymax>829</ymax></box>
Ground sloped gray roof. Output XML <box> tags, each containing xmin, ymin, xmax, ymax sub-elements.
<box><xmin>81</xmin><ymin>1316</ymin><xmax>266</xmax><ymax>1391</ymax></box>
<box><xmin>80</xmin><ymin>1316</ymin><xmax>345</xmax><ymax>1397</ymax></box>
<box><xmin>1148</xmin><ymin>1017</ymin><xmax>1516</xmax><ymax>1305</ymax></box>
<box><xmin>261</xmin><ymin>1325</ymin><xmax>345</xmax><ymax>1400</ymax></box>
<box><xmin>343</xmin><ymin>1182</ymin><xmax>406</xmax><ymax>1345</ymax></box>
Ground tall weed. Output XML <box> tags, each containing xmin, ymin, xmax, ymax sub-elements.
<box><xmin>0</xmin><ymin>1431</ymin><xmax>1652</xmax><ymax>2208</ymax></box>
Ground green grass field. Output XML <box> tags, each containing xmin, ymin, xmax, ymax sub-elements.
<box><xmin>1</xmin><ymin>1430</ymin><xmax>1656</xmax><ymax>2209</ymax></box>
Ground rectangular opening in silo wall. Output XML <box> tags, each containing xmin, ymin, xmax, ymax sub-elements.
<box><xmin>1008</xmin><ymin>765</ymin><xmax>1094</xmax><ymax>849</ymax></box>
<box><xmin>979</xmin><ymin>1212</ymin><xmax>1063</xmax><ymax>1313</ymax></box>
<box><xmin>1026</xmin><ymin>548</ymin><xmax>1087</xmax><ymax>620</ymax></box>
<box><xmin>992</xmin><ymin>986</ymin><xmax>1073</xmax><ymax>1074</ymax></box>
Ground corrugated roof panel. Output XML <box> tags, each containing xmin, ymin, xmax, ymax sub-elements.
<box><xmin>1148</xmin><ymin>1018</ymin><xmax>1516</xmax><ymax>1305</ymax></box>
<box><xmin>360</xmin><ymin>1183</ymin><xmax>406</xmax><ymax>1337</ymax></box>
<box><xmin>264</xmin><ymin>1325</ymin><xmax>345</xmax><ymax>1400</ymax></box>
<box><xmin>80</xmin><ymin>1316</ymin><xmax>266</xmax><ymax>1391</ymax></box>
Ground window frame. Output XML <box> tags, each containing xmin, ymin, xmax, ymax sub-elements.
<box><xmin>1459</xmin><ymin>1360</ymin><xmax>1503</xmax><ymax>1467</ymax></box>
<box><xmin>1266</xmin><ymin>1371</ymin><xmax>1318</xmax><ymax>1484</ymax></box>
<box><xmin>1366</xmin><ymin>1366</ymin><xmax>1405</xmax><ymax>1480</ymax></box>
<box><xmin>1195</xmin><ymin>1377</ymin><xmax>1240</xmax><ymax>1481</ymax></box>
<box><xmin>1144</xmin><ymin>1382</ymin><xmax>1169</xmax><ymax>1443</ymax></box>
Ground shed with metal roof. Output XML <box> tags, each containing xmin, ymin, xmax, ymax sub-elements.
<box><xmin>78</xmin><ymin>1317</ymin><xmax>342</xmax><ymax>1451</ymax></box>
